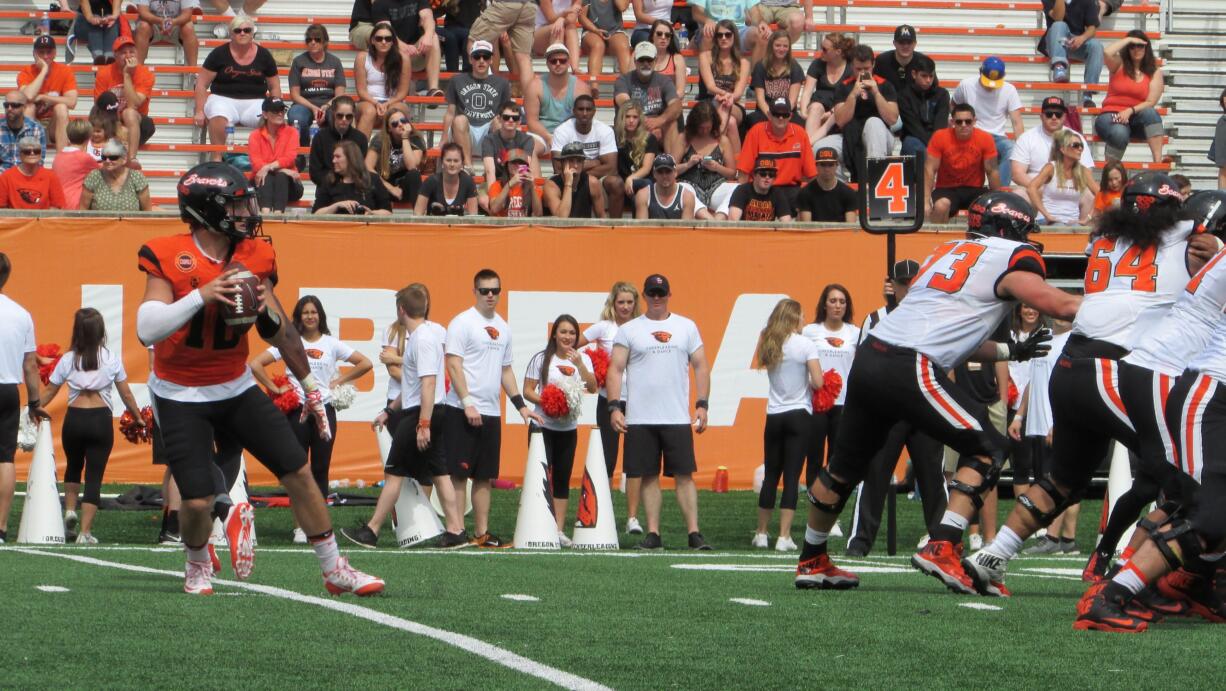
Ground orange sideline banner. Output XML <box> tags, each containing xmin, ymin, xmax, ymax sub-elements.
<box><xmin>0</xmin><ymin>217</ymin><xmax>1088</xmax><ymax>489</ymax></box>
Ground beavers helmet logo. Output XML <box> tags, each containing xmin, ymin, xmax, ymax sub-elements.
<box><xmin>557</xmin><ymin>365</ymin><xmax>575</xmax><ymax>376</ymax></box>
<box><xmin>652</xmin><ymin>331</ymin><xmax>672</xmax><ymax>343</ymax></box>
<box><xmin>305</xmin><ymin>348</ymin><xmax>324</xmax><ymax>359</ymax></box>
<box><xmin>484</xmin><ymin>326</ymin><xmax>500</xmax><ymax>340</ymax></box>
<box><xmin>825</xmin><ymin>337</ymin><xmax>844</xmax><ymax>348</ymax></box>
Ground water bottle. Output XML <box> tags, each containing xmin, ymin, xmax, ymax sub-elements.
<box><xmin>224</xmin><ymin>125</ymin><xmax>235</xmax><ymax>146</ymax></box>
<box><xmin>675</xmin><ymin>23</ymin><xmax>688</xmax><ymax>51</ymax></box>
<box><xmin>308</xmin><ymin>121</ymin><xmax>319</xmax><ymax>142</ymax></box>
<box><xmin>39</xmin><ymin>11</ymin><xmax>50</xmax><ymax>35</ymax></box>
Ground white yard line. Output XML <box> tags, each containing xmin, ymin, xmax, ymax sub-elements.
<box><xmin>9</xmin><ymin>548</ymin><xmax>610</xmax><ymax>691</ymax></box>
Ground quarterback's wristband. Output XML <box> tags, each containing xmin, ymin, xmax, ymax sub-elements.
<box><xmin>510</xmin><ymin>394</ymin><xmax>527</xmax><ymax>410</ymax></box>
<box><xmin>695</xmin><ymin>399</ymin><xmax>709</xmax><ymax>410</ymax></box>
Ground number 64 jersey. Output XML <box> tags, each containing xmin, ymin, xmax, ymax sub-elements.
<box><xmin>869</xmin><ymin>236</ymin><xmax>1046</xmax><ymax>370</ymax></box>
<box><xmin>138</xmin><ymin>234</ymin><xmax>278</xmax><ymax>401</ymax></box>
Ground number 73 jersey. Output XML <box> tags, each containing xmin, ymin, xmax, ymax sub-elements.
<box><xmin>1072</xmin><ymin>220</ymin><xmax>1196</xmax><ymax>350</ymax></box>
<box><xmin>138</xmin><ymin>234</ymin><xmax>278</xmax><ymax>390</ymax></box>
<box><xmin>870</xmin><ymin>236</ymin><xmax>1046</xmax><ymax>370</ymax></box>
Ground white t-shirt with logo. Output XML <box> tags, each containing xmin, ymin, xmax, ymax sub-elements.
<box><xmin>266</xmin><ymin>334</ymin><xmax>355</xmax><ymax>405</ymax></box>
<box><xmin>614</xmin><ymin>313</ymin><xmax>703</xmax><ymax>425</ymax></box>
<box><xmin>525</xmin><ymin>349</ymin><xmax>595</xmax><ymax>431</ymax></box>
<box><xmin>0</xmin><ymin>294</ymin><xmax>35</xmax><ymax>384</ymax></box>
<box><xmin>767</xmin><ymin>334</ymin><xmax>820</xmax><ymax>414</ymax></box>
<box><xmin>582</xmin><ymin>318</ymin><xmax>624</xmax><ymax>399</ymax></box>
<box><xmin>444</xmin><ymin>307</ymin><xmax>514</xmax><ymax>417</ymax></box>
<box><xmin>49</xmin><ymin>348</ymin><xmax>127</xmax><ymax>408</ymax></box>
<box><xmin>551</xmin><ymin>119</ymin><xmax>618</xmax><ymax>160</ymax></box>
<box><xmin>381</xmin><ymin>323</ymin><xmax>405</xmax><ymax>404</ymax></box>
<box><xmin>801</xmin><ymin>321</ymin><xmax>859</xmax><ymax>406</ymax></box>
<box><xmin>400</xmin><ymin>321</ymin><xmax>447</xmax><ymax>410</ymax></box>
<box><xmin>952</xmin><ymin>78</ymin><xmax>1022</xmax><ymax>137</ymax></box>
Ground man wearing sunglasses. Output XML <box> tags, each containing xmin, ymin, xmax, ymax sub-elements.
<box><xmin>614</xmin><ymin>42</ymin><xmax>682</xmax><ymax>151</ymax></box>
<box><xmin>924</xmin><ymin>103</ymin><xmax>999</xmax><ymax>224</ymax></box>
<box><xmin>443</xmin><ymin>269</ymin><xmax>544</xmax><ymax>548</ymax></box>
<box><xmin>0</xmin><ymin>137</ymin><xmax>66</xmax><ymax>210</ymax></box>
<box><xmin>307</xmin><ymin>95</ymin><xmax>368</xmax><ymax>188</ymax></box>
<box><xmin>444</xmin><ymin>40</ymin><xmax>512</xmax><ymax>169</ymax></box>
<box><xmin>1011</xmin><ymin>95</ymin><xmax>1092</xmax><ymax>189</ymax></box>
<box><xmin>482</xmin><ymin>101</ymin><xmax>540</xmax><ymax>194</ymax></box>
<box><xmin>727</xmin><ymin>157</ymin><xmax>794</xmax><ymax>222</ymax></box>
<box><xmin>736</xmin><ymin>97</ymin><xmax>816</xmax><ymax>208</ymax></box>
<box><xmin>526</xmin><ymin>43</ymin><xmax>591</xmax><ymax>152</ymax></box>
<box><xmin>0</xmin><ymin>92</ymin><xmax>46</xmax><ymax>173</ymax></box>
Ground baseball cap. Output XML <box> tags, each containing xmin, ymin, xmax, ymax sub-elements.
<box><xmin>95</xmin><ymin>90</ymin><xmax>119</xmax><ymax>113</ymax></box>
<box><xmin>261</xmin><ymin>97</ymin><xmax>287</xmax><ymax>112</ymax></box>
<box><xmin>815</xmin><ymin>146</ymin><xmax>839</xmax><ymax>164</ymax></box>
<box><xmin>545</xmin><ymin>42</ymin><xmax>569</xmax><ymax>57</ymax></box>
<box><xmin>33</xmin><ymin>34</ymin><xmax>55</xmax><ymax>50</ymax></box>
<box><xmin>769</xmin><ymin>97</ymin><xmax>792</xmax><ymax>116</ymax></box>
<box><xmin>980</xmin><ymin>56</ymin><xmax>1006</xmax><ymax>89</ymax></box>
<box><xmin>505</xmin><ymin>147</ymin><xmax>530</xmax><ymax>164</ymax></box>
<box><xmin>893</xmin><ymin>24</ymin><xmax>917</xmax><ymax>43</ymax></box>
<box><xmin>891</xmin><ymin>259</ymin><xmax>920</xmax><ymax>282</ymax></box>
<box><xmin>113</xmin><ymin>35</ymin><xmax>136</xmax><ymax>53</ymax></box>
<box><xmin>643</xmin><ymin>274</ymin><xmax>670</xmax><ymax>296</ymax></box>
<box><xmin>470</xmin><ymin>40</ymin><xmax>494</xmax><ymax>57</ymax></box>
<box><xmin>754</xmin><ymin>157</ymin><xmax>777</xmax><ymax>173</ymax></box>
<box><xmin>633</xmin><ymin>41</ymin><xmax>657</xmax><ymax>61</ymax></box>
<box><xmin>558</xmin><ymin>142</ymin><xmax>586</xmax><ymax>160</ymax></box>
<box><xmin>653</xmin><ymin>153</ymin><xmax>676</xmax><ymax>171</ymax></box>
<box><xmin>1041</xmin><ymin>95</ymin><xmax>1067</xmax><ymax>114</ymax></box>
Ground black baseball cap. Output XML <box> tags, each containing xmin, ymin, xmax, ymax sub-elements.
<box><xmin>891</xmin><ymin>259</ymin><xmax>920</xmax><ymax>282</ymax></box>
<box><xmin>894</xmin><ymin>24</ymin><xmax>917</xmax><ymax>43</ymax></box>
<box><xmin>769</xmin><ymin>97</ymin><xmax>792</xmax><ymax>116</ymax></box>
<box><xmin>816</xmin><ymin>146</ymin><xmax>839</xmax><ymax>164</ymax></box>
<box><xmin>95</xmin><ymin>90</ymin><xmax>119</xmax><ymax>112</ymax></box>
<box><xmin>33</xmin><ymin>34</ymin><xmax>55</xmax><ymax>50</ymax></box>
<box><xmin>643</xmin><ymin>274</ymin><xmax>670</xmax><ymax>296</ymax></box>
<box><xmin>261</xmin><ymin>97</ymin><xmax>287</xmax><ymax>112</ymax></box>
<box><xmin>1041</xmin><ymin>95</ymin><xmax>1067</xmax><ymax>114</ymax></box>
<box><xmin>653</xmin><ymin>153</ymin><xmax>676</xmax><ymax>171</ymax></box>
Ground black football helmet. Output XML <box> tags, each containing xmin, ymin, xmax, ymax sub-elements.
<box><xmin>177</xmin><ymin>162</ymin><xmax>262</xmax><ymax>240</ymax></box>
<box><xmin>1184</xmin><ymin>190</ymin><xmax>1226</xmax><ymax>239</ymax></box>
<box><xmin>966</xmin><ymin>191</ymin><xmax>1038</xmax><ymax>243</ymax></box>
<box><xmin>1121</xmin><ymin>171</ymin><xmax>1182</xmax><ymax>216</ymax></box>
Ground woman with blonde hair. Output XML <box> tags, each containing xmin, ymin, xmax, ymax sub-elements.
<box><xmin>1025</xmin><ymin>129</ymin><xmax>1099</xmax><ymax>225</ymax></box>
<box><xmin>754</xmin><ymin>298</ymin><xmax>823</xmax><ymax>551</ymax></box>
<box><xmin>747</xmin><ymin>29</ymin><xmax>805</xmax><ymax>129</ymax></box>
<box><xmin>578</xmin><ymin>281</ymin><xmax>644</xmax><ymax>531</ymax></box>
<box><xmin>607</xmin><ymin>99</ymin><xmax>660</xmax><ymax>218</ymax></box>
<box><xmin>800</xmin><ymin>32</ymin><xmax>854</xmax><ymax>143</ymax></box>
<box><xmin>366</xmin><ymin>102</ymin><xmax>427</xmax><ymax>205</ymax></box>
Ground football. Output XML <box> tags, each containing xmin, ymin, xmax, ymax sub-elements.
<box><xmin>221</xmin><ymin>261</ymin><xmax>261</xmax><ymax>328</ymax></box>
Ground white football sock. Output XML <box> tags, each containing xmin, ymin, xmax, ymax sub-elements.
<box><xmin>805</xmin><ymin>526</ymin><xmax>828</xmax><ymax>546</ymax></box>
<box><xmin>939</xmin><ymin>510</ymin><xmax>969</xmax><ymax>531</ymax></box>
<box><xmin>1111</xmin><ymin>563</ymin><xmax>1147</xmax><ymax>596</ymax></box>
<box><xmin>311</xmin><ymin>533</ymin><xmax>340</xmax><ymax>573</ymax></box>
<box><xmin>986</xmin><ymin>526</ymin><xmax>1024</xmax><ymax>559</ymax></box>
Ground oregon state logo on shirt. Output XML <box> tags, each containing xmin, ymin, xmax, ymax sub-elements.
<box><xmin>175</xmin><ymin>252</ymin><xmax>196</xmax><ymax>273</ymax></box>
<box><xmin>484</xmin><ymin>326</ymin><xmax>500</xmax><ymax>340</ymax></box>
<box><xmin>652</xmin><ymin>331</ymin><xmax>672</xmax><ymax>343</ymax></box>
<box><xmin>825</xmin><ymin>337</ymin><xmax>844</xmax><ymax>348</ymax></box>
<box><xmin>306</xmin><ymin>348</ymin><xmax>324</xmax><ymax>359</ymax></box>
<box><xmin>557</xmin><ymin>365</ymin><xmax>575</xmax><ymax>376</ymax></box>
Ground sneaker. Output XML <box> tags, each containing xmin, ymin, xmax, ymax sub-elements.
<box><xmin>1083</xmin><ymin>549</ymin><xmax>1112</xmax><ymax>583</ymax></box>
<box><xmin>207</xmin><ymin>544</ymin><xmax>222</xmax><ymax>575</ymax></box>
<box><xmin>471</xmin><ymin>532</ymin><xmax>509</xmax><ymax>548</ymax></box>
<box><xmin>158</xmin><ymin>530</ymin><xmax>182</xmax><ymax>546</ymax></box>
<box><xmin>626</xmin><ymin>517</ymin><xmax>643</xmax><ymax>535</ymax></box>
<box><xmin>637</xmin><ymin>532</ymin><xmax>662</xmax><ymax>550</ymax></box>
<box><xmin>964</xmin><ymin>550</ymin><xmax>1012</xmax><ymax>597</ymax></box>
<box><xmin>225</xmin><ymin>502</ymin><xmax>255</xmax><ymax>580</ymax></box>
<box><xmin>340</xmin><ymin>525</ymin><xmax>379</xmax><ymax>549</ymax></box>
<box><xmin>795</xmin><ymin>553</ymin><xmax>860</xmax><ymax>590</ymax></box>
<box><xmin>75</xmin><ymin>532</ymin><xmax>98</xmax><ymax>545</ymax></box>
<box><xmin>911</xmin><ymin>540</ymin><xmax>976</xmax><ymax>595</ymax></box>
<box><xmin>1074</xmin><ymin>582</ymin><xmax>1147</xmax><ymax>633</ymax></box>
<box><xmin>1052</xmin><ymin>63</ymin><xmax>1070</xmax><ymax>83</ymax></box>
<box><xmin>969</xmin><ymin>533</ymin><xmax>984</xmax><ymax>551</ymax></box>
<box><xmin>213</xmin><ymin>23</ymin><xmax>229</xmax><ymax>38</ymax></box>
<box><xmin>184</xmin><ymin>559</ymin><xmax>214</xmax><ymax>595</ymax></box>
<box><xmin>293</xmin><ymin>527</ymin><xmax>307</xmax><ymax>544</ymax></box>
<box><xmin>323</xmin><ymin>556</ymin><xmax>385</xmax><ymax>596</ymax></box>
<box><xmin>425</xmin><ymin>88</ymin><xmax>445</xmax><ymax>109</ymax></box>
<box><xmin>0</xmin><ymin>529</ymin><xmax>6</xmax><ymax>544</ymax></box>
<box><xmin>775</xmin><ymin>536</ymin><xmax>797</xmax><ymax>552</ymax></box>
<box><xmin>688</xmin><ymin>531</ymin><xmax>713</xmax><ymax>551</ymax></box>
<box><xmin>65</xmin><ymin>34</ymin><xmax>77</xmax><ymax>64</ymax></box>
<box><xmin>916</xmin><ymin>535</ymin><xmax>930</xmax><ymax>549</ymax></box>
<box><xmin>1082</xmin><ymin>94</ymin><xmax>1096</xmax><ymax>109</ymax></box>
<box><xmin>438</xmin><ymin>530</ymin><xmax>471</xmax><ymax>549</ymax></box>
<box><xmin>1133</xmin><ymin>585</ymin><xmax>1191</xmax><ymax>619</ymax></box>
<box><xmin>829</xmin><ymin>522</ymin><xmax>844</xmax><ymax>538</ymax></box>
<box><xmin>558</xmin><ymin>531</ymin><xmax>573</xmax><ymax>548</ymax></box>
<box><xmin>1024</xmin><ymin>537</ymin><xmax>1061</xmax><ymax>555</ymax></box>
<box><xmin>1157</xmin><ymin>568</ymin><xmax>1226</xmax><ymax>623</ymax></box>
<box><xmin>64</xmin><ymin>511</ymin><xmax>79</xmax><ymax>536</ymax></box>
<box><xmin>1060</xmin><ymin>539</ymin><xmax>1081</xmax><ymax>555</ymax></box>
<box><xmin>751</xmin><ymin>532</ymin><xmax>769</xmax><ymax>549</ymax></box>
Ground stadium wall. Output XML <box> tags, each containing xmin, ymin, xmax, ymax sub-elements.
<box><xmin>2</xmin><ymin>216</ymin><xmax>1090</xmax><ymax>488</ymax></box>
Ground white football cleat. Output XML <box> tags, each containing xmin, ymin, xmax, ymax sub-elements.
<box><xmin>964</xmin><ymin>549</ymin><xmax>1012</xmax><ymax>597</ymax></box>
<box><xmin>226</xmin><ymin>502</ymin><xmax>255</xmax><ymax>580</ymax></box>
<box><xmin>185</xmin><ymin>559</ymin><xmax>214</xmax><ymax>595</ymax></box>
<box><xmin>323</xmin><ymin>556</ymin><xmax>385</xmax><ymax>597</ymax></box>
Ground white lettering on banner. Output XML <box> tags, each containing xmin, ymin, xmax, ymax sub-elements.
<box><xmin>507</xmin><ymin>291</ymin><xmax>608</xmax><ymax>424</ymax></box>
<box><xmin>82</xmin><ymin>284</ymin><xmax>151</xmax><ymax>413</ymax></box>
<box><xmin>299</xmin><ymin>288</ymin><xmax>397</xmax><ymax>422</ymax></box>
<box><xmin>708</xmin><ymin>293</ymin><xmax>786</xmax><ymax>426</ymax></box>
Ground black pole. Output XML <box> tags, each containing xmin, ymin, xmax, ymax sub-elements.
<box><xmin>884</xmin><ymin>230</ymin><xmax>897</xmax><ymax>553</ymax></box>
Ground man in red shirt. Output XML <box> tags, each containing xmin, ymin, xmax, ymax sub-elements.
<box><xmin>93</xmin><ymin>35</ymin><xmax>157</xmax><ymax>170</ymax></box>
<box><xmin>737</xmin><ymin>97</ymin><xmax>817</xmax><ymax>207</ymax></box>
<box><xmin>0</xmin><ymin>138</ymin><xmax>66</xmax><ymax>210</ymax></box>
<box><xmin>16</xmin><ymin>35</ymin><xmax>78</xmax><ymax>153</ymax></box>
<box><xmin>924</xmin><ymin>102</ymin><xmax>1000</xmax><ymax>223</ymax></box>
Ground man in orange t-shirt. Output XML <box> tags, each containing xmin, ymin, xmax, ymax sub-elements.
<box><xmin>0</xmin><ymin>138</ymin><xmax>66</xmax><ymax>210</ymax></box>
<box><xmin>93</xmin><ymin>35</ymin><xmax>157</xmax><ymax>169</ymax></box>
<box><xmin>924</xmin><ymin>102</ymin><xmax>1000</xmax><ymax>223</ymax></box>
<box><xmin>488</xmin><ymin>148</ymin><xmax>543</xmax><ymax>217</ymax></box>
<box><xmin>16</xmin><ymin>35</ymin><xmax>78</xmax><ymax>154</ymax></box>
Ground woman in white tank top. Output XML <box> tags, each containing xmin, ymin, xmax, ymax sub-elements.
<box><xmin>1025</xmin><ymin>129</ymin><xmax>1099</xmax><ymax>226</ymax></box>
<box><xmin>355</xmin><ymin>22</ymin><xmax>412</xmax><ymax>136</ymax></box>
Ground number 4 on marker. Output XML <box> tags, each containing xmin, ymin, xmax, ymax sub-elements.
<box><xmin>874</xmin><ymin>161</ymin><xmax>910</xmax><ymax>215</ymax></box>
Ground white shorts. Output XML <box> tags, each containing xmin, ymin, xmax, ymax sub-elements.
<box><xmin>468</xmin><ymin>122</ymin><xmax>492</xmax><ymax>151</ymax></box>
<box><xmin>204</xmin><ymin>94</ymin><xmax>264</xmax><ymax>128</ymax></box>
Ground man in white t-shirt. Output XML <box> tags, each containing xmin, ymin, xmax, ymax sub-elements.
<box><xmin>550</xmin><ymin>95</ymin><xmax>617</xmax><ymax>179</ymax></box>
<box><xmin>1010</xmin><ymin>95</ymin><xmax>1093</xmax><ymax>189</ymax></box>
<box><xmin>0</xmin><ymin>253</ymin><xmax>50</xmax><ymax>544</ymax></box>
<box><xmin>443</xmin><ymin>268</ymin><xmax>543</xmax><ymax>548</ymax></box>
<box><xmin>606</xmin><ymin>274</ymin><xmax>713</xmax><ymax>550</ymax></box>
<box><xmin>952</xmin><ymin>57</ymin><xmax>1025</xmax><ymax>187</ymax></box>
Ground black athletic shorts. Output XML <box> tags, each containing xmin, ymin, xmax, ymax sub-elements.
<box><xmin>624</xmin><ymin>424</ymin><xmax>697</xmax><ymax>478</ymax></box>
<box><xmin>1048</xmin><ymin>355</ymin><xmax>1140</xmax><ymax>492</ymax></box>
<box><xmin>1117</xmin><ymin>360</ymin><xmax>1189</xmax><ymax>494</ymax></box>
<box><xmin>386</xmin><ymin>405</ymin><xmax>447</xmax><ymax>483</ymax></box>
<box><xmin>444</xmin><ymin>405</ymin><xmax>502</xmax><ymax>480</ymax></box>
<box><xmin>933</xmin><ymin>186</ymin><xmax>987</xmax><ymax>214</ymax></box>
<box><xmin>151</xmin><ymin>385</ymin><xmax>306</xmax><ymax>500</ymax></box>
<box><xmin>0</xmin><ymin>383</ymin><xmax>18</xmax><ymax>463</ymax></box>
<box><xmin>828</xmin><ymin>336</ymin><xmax>1006</xmax><ymax>487</ymax></box>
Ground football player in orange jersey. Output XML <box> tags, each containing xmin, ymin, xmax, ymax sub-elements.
<box><xmin>137</xmin><ymin>162</ymin><xmax>383</xmax><ymax>597</ymax></box>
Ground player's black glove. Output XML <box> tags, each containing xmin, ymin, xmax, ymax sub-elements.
<box><xmin>1006</xmin><ymin>327</ymin><xmax>1052</xmax><ymax>362</ymax></box>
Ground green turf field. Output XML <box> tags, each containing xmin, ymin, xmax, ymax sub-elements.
<box><xmin>1</xmin><ymin>486</ymin><xmax>1219</xmax><ymax>689</ymax></box>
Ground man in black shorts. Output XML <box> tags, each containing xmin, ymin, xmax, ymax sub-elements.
<box><xmin>924</xmin><ymin>103</ymin><xmax>999</xmax><ymax>223</ymax></box>
<box><xmin>607</xmin><ymin>274</ymin><xmax>713</xmax><ymax>550</ymax></box>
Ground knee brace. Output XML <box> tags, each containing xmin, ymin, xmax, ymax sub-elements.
<box><xmin>807</xmin><ymin>466</ymin><xmax>853</xmax><ymax>515</ymax></box>
<box><xmin>1016</xmin><ymin>475</ymin><xmax>1076</xmax><ymax>526</ymax></box>
<box><xmin>1148</xmin><ymin>518</ymin><xmax>1204</xmax><ymax>572</ymax></box>
<box><xmin>948</xmin><ymin>452</ymin><xmax>1007</xmax><ymax>509</ymax></box>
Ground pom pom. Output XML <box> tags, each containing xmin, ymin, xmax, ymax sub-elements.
<box><xmin>584</xmin><ymin>346</ymin><xmax>610</xmax><ymax>388</ymax></box>
<box><xmin>36</xmin><ymin>343</ymin><xmax>62</xmax><ymax>385</ymax></box>
<box><xmin>539</xmin><ymin>384</ymin><xmax>569</xmax><ymax>419</ymax></box>
<box><xmin>1007</xmin><ymin>380</ymin><xmax>1019</xmax><ymax>409</ymax></box>
<box><xmin>560</xmin><ymin>376</ymin><xmax>586</xmax><ymax>422</ymax></box>
<box><xmin>269</xmin><ymin>374</ymin><xmax>301</xmax><ymax>413</ymax></box>
<box><xmin>119</xmin><ymin>405</ymin><xmax>155</xmax><ymax>444</ymax></box>
<box><xmin>17</xmin><ymin>414</ymin><xmax>37</xmax><ymax>452</ymax></box>
<box><xmin>332</xmin><ymin>383</ymin><xmax>357</xmax><ymax>411</ymax></box>
<box><xmin>812</xmin><ymin>369</ymin><xmax>843</xmax><ymax>413</ymax></box>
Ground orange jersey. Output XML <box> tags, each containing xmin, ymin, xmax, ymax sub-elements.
<box><xmin>138</xmin><ymin>233</ymin><xmax>278</xmax><ymax>387</ymax></box>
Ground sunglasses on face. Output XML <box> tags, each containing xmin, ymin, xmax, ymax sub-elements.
<box><xmin>501</xmin><ymin>113</ymin><xmax>521</xmax><ymax>121</ymax></box>
<box><xmin>644</xmin><ymin>290</ymin><xmax>667</xmax><ymax>298</ymax></box>
<box><xmin>232</xmin><ymin>26</ymin><xmax>254</xmax><ymax>34</ymax></box>
<box><xmin>818</xmin><ymin>161</ymin><xmax>838</xmax><ymax>167</ymax></box>
<box><xmin>471</xmin><ymin>52</ymin><xmax>492</xmax><ymax>61</ymax></box>
<box><xmin>770</xmin><ymin>112</ymin><xmax>789</xmax><ymax>119</ymax></box>
<box><xmin>477</xmin><ymin>287</ymin><xmax>501</xmax><ymax>296</ymax></box>
<box><xmin>388</xmin><ymin>118</ymin><xmax>405</xmax><ymax>127</ymax></box>
<box><xmin>1066</xmin><ymin>141</ymin><xmax>1084</xmax><ymax>150</ymax></box>
<box><xmin>1042</xmin><ymin>111</ymin><xmax>1064</xmax><ymax>119</ymax></box>
<box><xmin>548</xmin><ymin>57</ymin><xmax>568</xmax><ymax>66</ymax></box>
<box><xmin>953</xmin><ymin>118</ymin><xmax>973</xmax><ymax>125</ymax></box>
<box><xmin>636</xmin><ymin>57</ymin><xmax>654</xmax><ymax>64</ymax></box>
<box><xmin>372</xmin><ymin>34</ymin><xmax>393</xmax><ymax>43</ymax></box>
<box><xmin>305</xmin><ymin>36</ymin><xmax>325</xmax><ymax>44</ymax></box>
<box><xmin>755</xmin><ymin>170</ymin><xmax>776</xmax><ymax>178</ymax></box>
<box><xmin>101</xmin><ymin>154</ymin><xmax>122</xmax><ymax>161</ymax></box>
<box><xmin>715</xmin><ymin>31</ymin><xmax>733</xmax><ymax>39</ymax></box>
<box><xmin>654</xmin><ymin>30</ymin><xmax>672</xmax><ymax>38</ymax></box>
<box><xmin>20</xmin><ymin>149</ymin><xmax>39</xmax><ymax>155</ymax></box>
<box><xmin>334</xmin><ymin>112</ymin><xmax>354</xmax><ymax>120</ymax></box>
<box><xmin>4</xmin><ymin>102</ymin><xmax>25</xmax><ymax>109</ymax></box>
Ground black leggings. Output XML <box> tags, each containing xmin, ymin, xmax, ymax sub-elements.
<box><xmin>288</xmin><ymin>403</ymin><xmax>338</xmax><ymax>498</ymax></box>
<box><xmin>256</xmin><ymin>172</ymin><xmax>305</xmax><ymax>212</ymax></box>
<box><xmin>806</xmin><ymin>405</ymin><xmax>843</xmax><ymax>489</ymax></box>
<box><xmin>62</xmin><ymin>407</ymin><xmax>114</xmax><ymax>506</ymax></box>
<box><xmin>595</xmin><ymin>394</ymin><xmax>622</xmax><ymax>478</ymax></box>
<box><xmin>759</xmin><ymin>409</ymin><xmax>812</xmax><ymax>510</ymax></box>
<box><xmin>542</xmin><ymin>428</ymin><xmax>578</xmax><ymax>499</ymax></box>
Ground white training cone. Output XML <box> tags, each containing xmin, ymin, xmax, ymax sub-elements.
<box><xmin>513</xmin><ymin>431</ymin><xmax>560</xmax><ymax>549</ymax></box>
<box><xmin>376</xmin><ymin>425</ymin><xmax>393</xmax><ymax>468</ymax></box>
<box><xmin>392</xmin><ymin>478</ymin><xmax>444</xmax><ymax>547</ymax></box>
<box><xmin>572</xmin><ymin>429</ymin><xmax>619</xmax><ymax>550</ymax></box>
<box><xmin>17</xmin><ymin>420</ymin><xmax>65</xmax><ymax>544</ymax></box>
<box><xmin>431</xmin><ymin>477</ymin><xmax>473</xmax><ymax>517</ymax></box>
<box><xmin>1103</xmin><ymin>441</ymin><xmax>1136</xmax><ymax>553</ymax></box>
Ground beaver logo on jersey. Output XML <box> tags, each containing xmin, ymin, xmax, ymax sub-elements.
<box><xmin>576</xmin><ymin>470</ymin><xmax>597</xmax><ymax>528</ymax></box>
<box><xmin>306</xmin><ymin>348</ymin><xmax>324</xmax><ymax>359</ymax></box>
<box><xmin>652</xmin><ymin>332</ymin><xmax>672</xmax><ymax>343</ymax></box>
<box><xmin>484</xmin><ymin>326</ymin><xmax>500</xmax><ymax>340</ymax></box>
<box><xmin>825</xmin><ymin>337</ymin><xmax>844</xmax><ymax>348</ymax></box>
<box><xmin>175</xmin><ymin>252</ymin><xmax>196</xmax><ymax>273</ymax></box>
<box><xmin>557</xmin><ymin>365</ymin><xmax>575</xmax><ymax>376</ymax></box>
<box><xmin>18</xmin><ymin>188</ymin><xmax>42</xmax><ymax>205</ymax></box>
